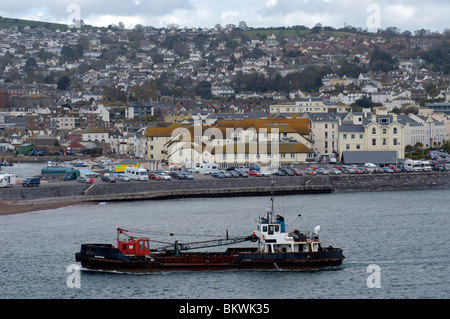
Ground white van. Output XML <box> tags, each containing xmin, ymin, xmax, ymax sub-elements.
<box><xmin>199</xmin><ymin>163</ymin><xmax>219</xmax><ymax>175</ymax></box>
<box><xmin>125</xmin><ymin>167</ymin><xmax>149</xmax><ymax>181</ymax></box>
<box><xmin>0</xmin><ymin>173</ymin><xmax>16</xmax><ymax>188</ymax></box>
<box><xmin>419</xmin><ymin>161</ymin><xmax>432</xmax><ymax>172</ymax></box>
<box><xmin>364</xmin><ymin>163</ymin><xmax>377</xmax><ymax>174</ymax></box>
<box><xmin>405</xmin><ymin>160</ymin><xmax>422</xmax><ymax>172</ymax></box>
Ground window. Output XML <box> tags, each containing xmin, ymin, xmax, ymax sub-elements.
<box><xmin>372</xmin><ymin>128</ymin><xmax>376</xmax><ymax>134</ymax></box>
<box><xmin>393</xmin><ymin>127</ymin><xmax>398</xmax><ymax>134</ymax></box>
<box><xmin>393</xmin><ymin>139</ymin><xmax>398</xmax><ymax>146</ymax></box>
<box><xmin>383</xmin><ymin>139</ymin><xmax>387</xmax><ymax>146</ymax></box>
<box><xmin>343</xmin><ymin>134</ymin><xmax>347</xmax><ymax>139</ymax></box>
<box><xmin>372</xmin><ymin>139</ymin><xmax>377</xmax><ymax>146</ymax></box>
<box><xmin>346</xmin><ymin>144</ymin><xmax>350</xmax><ymax>150</ymax></box>
<box><xmin>383</xmin><ymin>128</ymin><xmax>387</xmax><ymax>134</ymax></box>
<box><xmin>290</xmin><ymin>153</ymin><xmax>295</xmax><ymax>158</ymax></box>
<box><xmin>356</xmin><ymin>144</ymin><xmax>361</xmax><ymax>150</ymax></box>
<box><xmin>351</xmin><ymin>134</ymin><xmax>355</xmax><ymax>139</ymax></box>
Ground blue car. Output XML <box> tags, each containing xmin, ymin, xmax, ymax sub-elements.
<box><xmin>22</xmin><ymin>177</ymin><xmax>40</xmax><ymax>187</ymax></box>
<box><xmin>211</xmin><ymin>171</ymin><xmax>225</xmax><ymax>178</ymax></box>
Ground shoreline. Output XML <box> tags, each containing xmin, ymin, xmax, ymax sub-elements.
<box><xmin>2</xmin><ymin>171</ymin><xmax>449</xmax><ymax>216</ymax></box>
<box><xmin>0</xmin><ymin>199</ymin><xmax>95</xmax><ymax>216</ymax></box>
<box><xmin>2</xmin><ymin>186</ymin><xmax>449</xmax><ymax>216</ymax></box>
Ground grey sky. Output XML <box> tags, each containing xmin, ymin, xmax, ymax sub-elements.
<box><xmin>0</xmin><ymin>0</ymin><xmax>448</xmax><ymax>32</ymax></box>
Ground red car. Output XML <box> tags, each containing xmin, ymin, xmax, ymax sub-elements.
<box><xmin>389</xmin><ymin>165</ymin><xmax>401</xmax><ymax>173</ymax></box>
<box><xmin>247</xmin><ymin>170</ymin><xmax>262</xmax><ymax>177</ymax></box>
<box><xmin>148</xmin><ymin>173</ymin><xmax>163</xmax><ymax>180</ymax></box>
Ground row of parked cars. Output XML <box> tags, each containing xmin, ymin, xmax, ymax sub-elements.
<box><xmin>303</xmin><ymin>164</ymin><xmax>410</xmax><ymax>175</ymax></box>
<box><xmin>150</xmin><ymin>171</ymin><xmax>194</xmax><ymax>180</ymax></box>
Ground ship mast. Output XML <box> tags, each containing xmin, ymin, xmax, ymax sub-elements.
<box><xmin>269</xmin><ymin>181</ymin><xmax>275</xmax><ymax>223</ymax></box>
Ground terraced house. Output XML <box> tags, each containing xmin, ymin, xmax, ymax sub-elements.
<box><xmin>145</xmin><ymin>119</ymin><xmax>314</xmax><ymax>167</ymax></box>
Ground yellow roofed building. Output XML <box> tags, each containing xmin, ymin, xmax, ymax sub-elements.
<box><xmin>145</xmin><ymin>119</ymin><xmax>314</xmax><ymax>167</ymax></box>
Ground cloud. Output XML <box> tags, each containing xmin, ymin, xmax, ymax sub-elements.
<box><xmin>0</xmin><ymin>0</ymin><xmax>448</xmax><ymax>31</ymax></box>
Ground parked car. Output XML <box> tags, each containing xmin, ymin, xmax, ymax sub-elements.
<box><xmin>211</xmin><ymin>171</ymin><xmax>225</xmax><ymax>178</ymax></box>
<box><xmin>221</xmin><ymin>171</ymin><xmax>232</xmax><ymax>178</ymax></box>
<box><xmin>248</xmin><ymin>170</ymin><xmax>263</xmax><ymax>177</ymax></box>
<box><xmin>180</xmin><ymin>172</ymin><xmax>194</xmax><ymax>180</ymax></box>
<box><xmin>148</xmin><ymin>173</ymin><xmax>163</xmax><ymax>180</ymax></box>
<box><xmin>342</xmin><ymin>166</ymin><xmax>356</xmax><ymax>174</ymax></box>
<box><xmin>382</xmin><ymin>167</ymin><xmax>394</xmax><ymax>173</ymax></box>
<box><xmin>168</xmin><ymin>172</ymin><xmax>185</xmax><ymax>179</ymax></box>
<box><xmin>273</xmin><ymin>170</ymin><xmax>285</xmax><ymax>176</ymax></box>
<box><xmin>22</xmin><ymin>177</ymin><xmax>40</xmax><ymax>187</ymax></box>
<box><xmin>291</xmin><ymin>168</ymin><xmax>303</xmax><ymax>176</ymax></box>
<box><xmin>316</xmin><ymin>167</ymin><xmax>329</xmax><ymax>175</ymax></box>
<box><xmin>228</xmin><ymin>170</ymin><xmax>240</xmax><ymax>178</ymax></box>
<box><xmin>260</xmin><ymin>170</ymin><xmax>271</xmax><ymax>177</ymax></box>
<box><xmin>116</xmin><ymin>174</ymin><xmax>131</xmax><ymax>182</ymax></box>
<box><xmin>354</xmin><ymin>167</ymin><xmax>364</xmax><ymax>174</ymax></box>
<box><xmin>234</xmin><ymin>169</ymin><xmax>249</xmax><ymax>177</ymax></box>
<box><xmin>400</xmin><ymin>166</ymin><xmax>413</xmax><ymax>173</ymax></box>
<box><xmin>77</xmin><ymin>176</ymin><xmax>93</xmax><ymax>184</ymax></box>
<box><xmin>304</xmin><ymin>168</ymin><xmax>317</xmax><ymax>175</ymax></box>
<box><xmin>101</xmin><ymin>175</ymin><xmax>117</xmax><ymax>183</ymax></box>
<box><xmin>375</xmin><ymin>166</ymin><xmax>385</xmax><ymax>174</ymax></box>
<box><xmin>329</xmin><ymin>168</ymin><xmax>341</xmax><ymax>175</ymax></box>
<box><xmin>157</xmin><ymin>173</ymin><xmax>172</xmax><ymax>180</ymax></box>
<box><xmin>389</xmin><ymin>165</ymin><xmax>401</xmax><ymax>173</ymax></box>
<box><xmin>189</xmin><ymin>167</ymin><xmax>200</xmax><ymax>174</ymax></box>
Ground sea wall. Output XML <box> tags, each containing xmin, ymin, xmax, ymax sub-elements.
<box><xmin>1</xmin><ymin>172</ymin><xmax>449</xmax><ymax>205</ymax></box>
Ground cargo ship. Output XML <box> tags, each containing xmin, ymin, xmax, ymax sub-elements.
<box><xmin>75</xmin><ymin>191</ymin><xmax>345</xmax><ymax>272</ymax></box>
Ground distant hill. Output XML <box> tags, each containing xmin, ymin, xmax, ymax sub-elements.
<box><xmin>243</xmin><ymin>27</ymin><xmax>371</xmax><ymax>39</ymax></box>
<box><xmin>0</xmin><ymin>16</ymin><xmax>99</xmax><ymax>31</ymax></box>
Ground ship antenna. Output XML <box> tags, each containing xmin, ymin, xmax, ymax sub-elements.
<box><xmin>270</xmin><ymin>181</ymin><xmax>275</xmax><ymax>223</ymax></box>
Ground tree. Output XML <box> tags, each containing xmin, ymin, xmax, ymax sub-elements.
<box><xmin>194</xmin><ymin>81</ymin><xmax>212</xmax><ymax>99</ymax></box>
<box><xmin>368</xmin><ymin>48</ymin><xmax>396</xmax><ymax>72</ymax></box>
<box><xmin>24</xmin><ymin>57</ymin><xmax>37</xmax><ymax>71</ymax></box>
<box><xmin>57</xmin><ymin>75</ymin><xmax>70</xmax><ymax>91</ymax></box>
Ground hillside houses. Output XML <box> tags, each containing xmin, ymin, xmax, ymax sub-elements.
<box><xmin>1</xmin><ymin>21</ymin><xmax>450</xmax><ymax>163</ymax></box>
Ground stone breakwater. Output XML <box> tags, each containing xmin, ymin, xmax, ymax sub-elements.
<box><xmin>1</xmin><ymin>172</ymin><xmax>449</xmax><ymax>207</ymax></box>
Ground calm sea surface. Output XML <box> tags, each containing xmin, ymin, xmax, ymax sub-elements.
<box><xmin>1</xmin><ymin>181</ymin><xmax>449</xmax><ymax>300</ymax></box>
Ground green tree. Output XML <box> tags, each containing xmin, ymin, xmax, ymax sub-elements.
<box><xmin>369</xmin><ymin>48</ymin><xmax>396</xmax><ymax>72</ymax></box>
<box><xmin>57</xmin><ymin>75</ymin><xmax>70</xmax><ymax>90</ymax></box>
<box><xmin>24</xmin><ymin>57</ymin><xmax>37</xmax><ymax>71</ymax></box>
<box><xmin>194</xmin><ymin>81</ymin><xmax>212</xmax><ymax>99</ymax></box>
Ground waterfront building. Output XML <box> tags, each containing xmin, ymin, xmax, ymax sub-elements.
<box><xmin>337</xmin><ymin>111</ymin><xmax>405</xmax><ymax>160</ymax></box>
<box><xmin>304</xmin><ymin>113</ymin><xmax>340</xmax><ymax>157</ymax></box>
<box><xmin>145</xmin><ymin>118</ymin><xmax>314</xmax><ymax>167</ymax></box>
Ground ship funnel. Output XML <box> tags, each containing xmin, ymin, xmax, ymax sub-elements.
<box><xmin>313</xmin><ymin>225</ymin><xmax>321</xmax><ymax>235</ymax></box>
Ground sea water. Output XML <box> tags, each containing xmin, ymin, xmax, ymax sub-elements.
<box><xmin>0</xmin><ymin>189</ymin><xmax>449</xmax><ymax>299</ymax></box>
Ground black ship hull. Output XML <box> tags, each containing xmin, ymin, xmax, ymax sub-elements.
<box><xmin>75</xmin><ymin>244</ymin><xmax>345</xmax><ymax>272</ymax></box>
